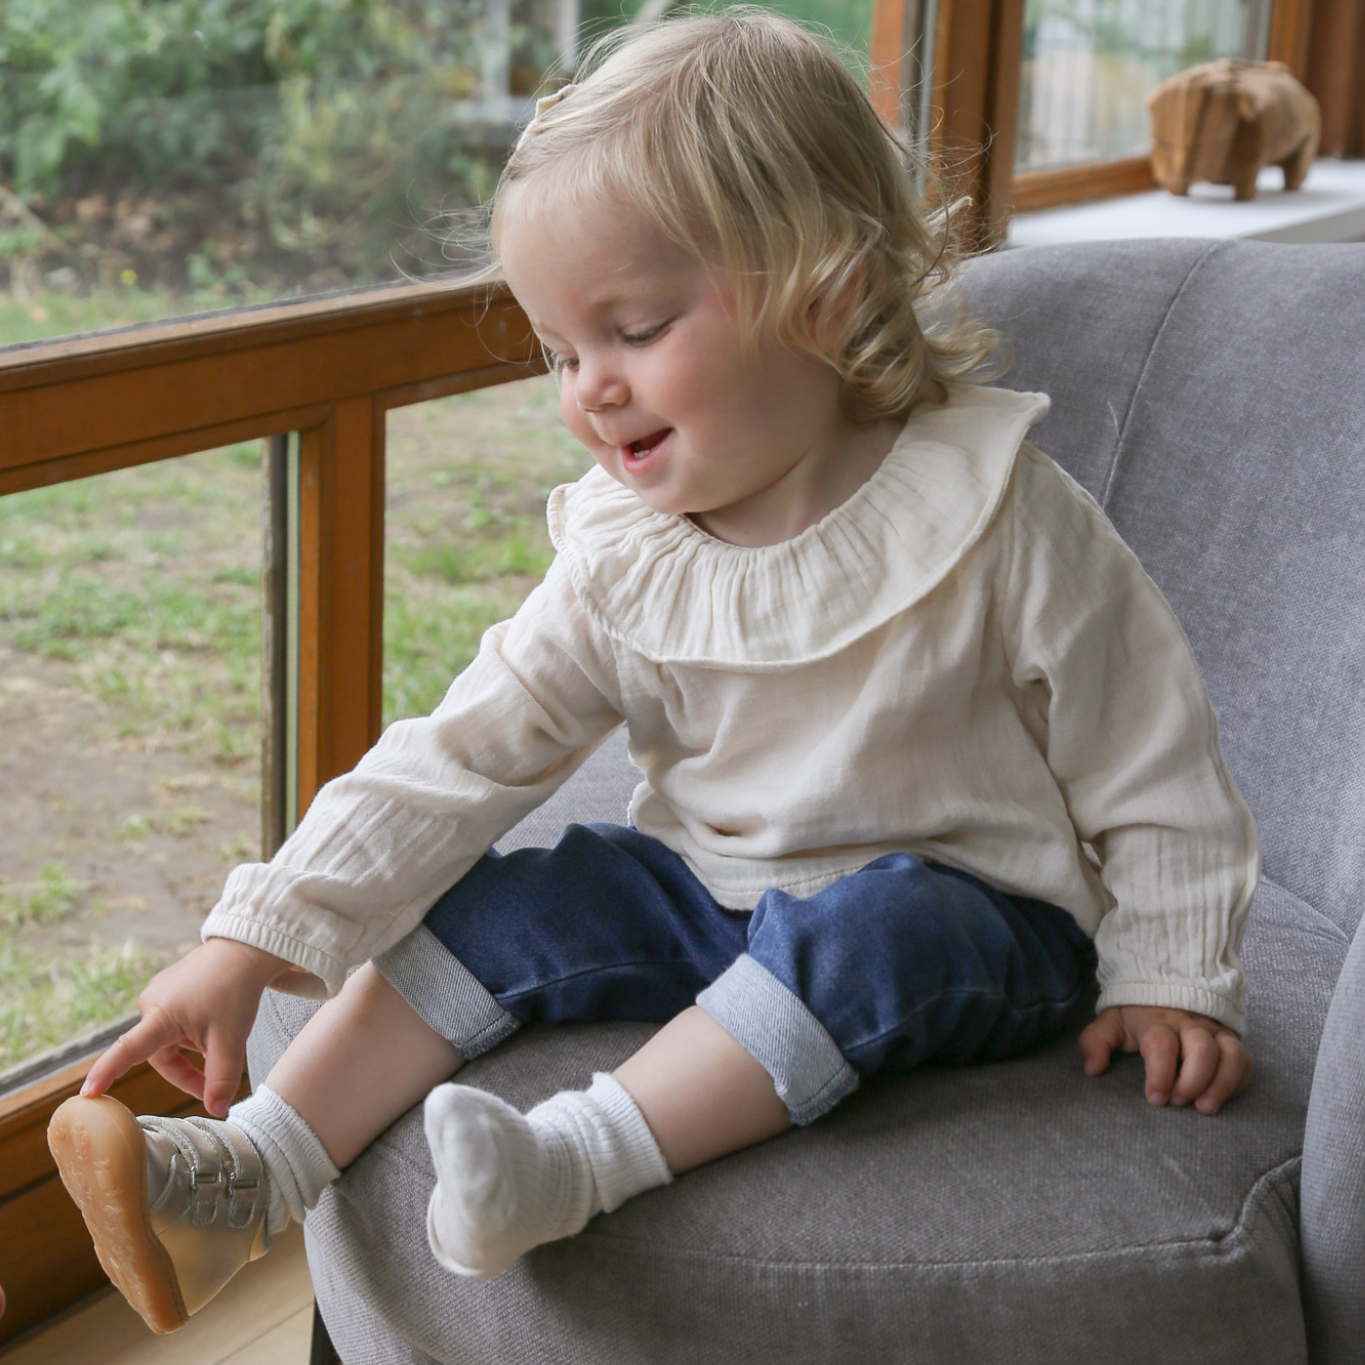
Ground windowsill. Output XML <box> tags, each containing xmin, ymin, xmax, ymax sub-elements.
<box><xmin>1007</xmin><ymin>157</ymin><xmax>1365</xmax><ymax>247</ymax></box>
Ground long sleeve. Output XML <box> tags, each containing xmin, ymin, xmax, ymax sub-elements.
<box><xmin>200</xmin><ymin>560</ymin><xmax>624</xmax><ymax>996</ymax></box>
<box><xmin>1002</xmin><ymin>447</ymin><xmax>1259</xmax><ymax>1032</ymax></box>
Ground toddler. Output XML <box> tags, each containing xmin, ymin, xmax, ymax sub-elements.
<box><xmin>50</xmin><ymin>10</ymin><xmax>1257</xmax><ymax>1335</ymax></box>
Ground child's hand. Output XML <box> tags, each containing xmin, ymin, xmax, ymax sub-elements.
<box><xmin>1078</xmin><ymin>1006</ymin><xmax>1252</xmax><ymax>1115</ymax></box>
<box><xmin>81</xmin><ymin>938</ymin><xmax>294</xmax><ymax>1117</ymax></box>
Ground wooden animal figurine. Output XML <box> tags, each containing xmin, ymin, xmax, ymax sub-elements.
<box><xmin>1147</xmin><ymin>58</ymin><xmax>1320</xmax><ymax>201</ymax></box>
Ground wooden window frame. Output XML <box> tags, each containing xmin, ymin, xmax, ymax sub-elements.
<box><xmin>0</xmin><ymin>279</ymin><xmax>539</xmax><ymax>1347</ymax></box>
<box><xmin>871</xmin><ymin>0</ymin><xmax>1365</xmax><ymax>239</ymax></box>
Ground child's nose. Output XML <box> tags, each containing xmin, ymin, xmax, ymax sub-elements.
<box><xmin>575</xmin><ymin>353</ymin><xmax>628</xmax><ymax>413</ymax></box>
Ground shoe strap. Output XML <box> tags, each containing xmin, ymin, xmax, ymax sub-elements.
<box><xmin>139</xmin><ymin>1116</ymin><xmax>265</xmax><ymax>1231</ymax></box>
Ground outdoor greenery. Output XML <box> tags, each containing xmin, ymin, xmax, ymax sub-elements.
<box><xmin>0</xmin><ymin>377</ymin><xmax>590</xmax><ymax>1071</ymax></box>
<box><xmin>0</xmin><ymin>0</ymin><xmax>876</xmax><ymax>319</ymax></box>
<box><xmin>0</xmin><ymin>0</ymin><xmax>552</xmax><ymax>297</ymax></box>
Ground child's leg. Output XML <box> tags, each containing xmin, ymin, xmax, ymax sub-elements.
<box><xmin>256</xmin><ymin>961</ymin><xmax>464</xmax><ymax>1170</ymax></box>
<box><xmin>612</xmin><ymin>1005</ymin><xmax>790</xmax><ymax>1172</ymax></box>
<box><xmin>424</xmin><ymin>851</ymin><xmax>1092</xmax><ymax>1278</ymax></box>
<box><xmin>47</xmin><ymin>962</ymin><xmax>463</xmax><ymax>1334</ymax></box>
<box><xmin>226</xmin><ymin>961</ymin><xmax>463</xmax><ymax>1233</ymax></box>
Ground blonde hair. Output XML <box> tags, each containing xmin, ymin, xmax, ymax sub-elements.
<box><xmin>491</xmin><ymin>8</ymin><xmax>997</xmax><ymax>419</ymax></box>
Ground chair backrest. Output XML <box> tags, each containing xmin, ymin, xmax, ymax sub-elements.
<box><xmin>962</xmin><ymin>239</ymin><xmax>1365</xmax><ymax>940</ymax></box>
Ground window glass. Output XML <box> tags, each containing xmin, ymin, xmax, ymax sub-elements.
<box><xmin>2</xmin><ymin>0</ymin><xmax>877</xmax><ymax>353</ymax></box>
<box><xmin>383</xmin><ymin>376</ymin><xmax>592</xmax><ymax>727</ymax></box>
<box><xmin>0</xmin><ymin>447</ymin><xmax>262</xmax><ymax>1078</ymax></box>
<box><xmin>0</xmin><ymin>0</ymin><xmax>574</xmax><ymax>350</ymax></box>
<box><xmin>0</xmin><ymin>0</ymin><xmax>876</xmax><ymax>1083</ymax></box>
<box><xmin>1015</xmin><ymin>0</ymin><xmax>1272</xmax><ymax>172</ymax></box>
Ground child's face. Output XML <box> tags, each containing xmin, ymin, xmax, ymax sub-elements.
<box><xmin>497</xmin><ymin>185</ymin><xmax>890</xmax><ymax>546</ymax></box>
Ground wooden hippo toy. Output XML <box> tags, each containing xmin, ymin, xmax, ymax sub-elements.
<box><xmin>1147</xmin><ymin>58</ymin><xmax>1320</xmax><ymax>201</ymax></box>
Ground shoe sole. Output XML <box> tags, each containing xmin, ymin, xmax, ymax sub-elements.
<box><xmin>48</xmin><ymin>1095</ymin><xmax>189</xmax><ymax>1334</ymax></box>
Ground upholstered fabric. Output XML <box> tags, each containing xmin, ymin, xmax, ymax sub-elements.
<box><xmin>246</xmin><ymin>239</ymin><xmax>1365</xmax><ymax>1363</ymax></box>
<box><xmin>1302</xmin><ymin>918</ymin><xmax>1365</xmax><ymax>1362</ymax></box>
<box><xmin>248</xmin><ymin>872</ymin><xmax>1340</xmax><ymax>1365</ymax></box>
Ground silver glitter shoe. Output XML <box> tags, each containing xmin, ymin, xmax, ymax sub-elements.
<box><xmin>48</xmin><ymin>1095</ymin><xmax>270</xmax><ymax>1333</ymax></box>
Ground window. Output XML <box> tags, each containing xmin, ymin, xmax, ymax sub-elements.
<box><xmin>1015</xmin><ymin>0</ymin><xmax>1272</xmax><ymax>172</ymax></box>
<box><xmin>872</xmin><ymin>0</ymin><xmax>1365</xmax><ymax>237</ymax></box>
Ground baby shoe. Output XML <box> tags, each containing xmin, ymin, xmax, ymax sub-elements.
<box><xmin>48</xmin><ymin>1094</ymin><xmax>270</xmax><ymax>1334</ymax></box>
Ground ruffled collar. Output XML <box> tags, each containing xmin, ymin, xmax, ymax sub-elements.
<box><xmin>547</xmin><ymin>385</ymin><xmax>1050</xmax><ymax>669</ymax></box>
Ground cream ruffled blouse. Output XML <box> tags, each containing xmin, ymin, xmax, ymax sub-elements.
<box><xmin>203</xmin><ymin>386</ymin><xmax>1258</xmax><ymax>1030</ymax></box>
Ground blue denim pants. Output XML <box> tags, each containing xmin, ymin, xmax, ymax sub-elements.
<box><xmin>374</xmin><ymin>823</ymin><xmax>1094</xmax><ymax>1125</ymax></box>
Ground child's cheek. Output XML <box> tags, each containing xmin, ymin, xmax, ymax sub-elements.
<box><xmin>560</xmin><ymin>384</ymin><xmax>596</xmax><ymax>451</ymax></box>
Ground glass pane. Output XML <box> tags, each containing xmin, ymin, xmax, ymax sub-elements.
<box><xmin>0</xmin><ymin>446</ymin><xmax>263</xmax><ymax>1076</ymax></box>
<box><xmin>383</xmin><ymin>375</ymin><xmax>592</xmax><ymax>727</ymax></box>
<box><xmin>0</xmin><ymin>0</ymin><xmax>579</xmax><ymax>349</ymax></box>
<box><xmin>1</xmin><ymin>0</ymin><xmax>879</xmax><ymax>355</ymax></box>
<box><xmin>1015</xmin><ymin>0</ymin><xmax>1272</xmax><ymax>172</ymax></box>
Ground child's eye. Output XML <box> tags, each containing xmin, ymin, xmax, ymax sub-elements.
<box><xmin>549</xmin><ymin>351</ymin><xmax>578</xmax><ymax>374</ymax></box>
<box><xmin>622</xmin><ymin>323</ymin><xmax>666</xmax><ymax>347</ymax></box>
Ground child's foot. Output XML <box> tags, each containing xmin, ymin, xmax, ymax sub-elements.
<box><xmin>423</xmin><ymin>1073</ymin><xmax>671</xmax><ymax>1279</ymax></box>
<box><xmin>47</xmin><ymin>1095</ymin><xmax>270</xmax><ymax>1333</ymax></box>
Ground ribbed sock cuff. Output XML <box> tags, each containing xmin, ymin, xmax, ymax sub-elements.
<box><xmin>229</xmin><ymin>1085</ymin><xmax>340</xmax><ymax>1233</ymax></box>
<box><xmin>580</xmin><ymin>1072</ymin><xmax>673</xmax><ymax>1212</ymax></box>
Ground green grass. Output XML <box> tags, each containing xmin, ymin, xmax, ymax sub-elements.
<box><xmin>400</xmin><ymin>534</ymin><xmax>553</xmax><ymax>586</ymax></box>
<box><xmin>382</xmin><ymin>583</ymin><xmax>535</xmax><ymax>723</ymax></box>
<box><xmin>0</xmin><ymin>284</ymin><xmax>278</xmax><ymax>351</ymax></box>
<box><xmin>0</xmin><ymin>858</ymin><xmax>156</xmax><ymax>1070</ymax></box>
<box><xmin>0</xmin><ymin>444</ymin><xmax>265</xmax><ymax>761</ymax></box>
<box><xmin>0</xmin><ymin>936</ymin><xmax>167</xmax><ymax>1071</ymax></box>
<box><xmin>0</xmin><ymin>360</ymin><xmax>593</xmax><ymax>1070</ymax></box>
<box><xmin>380</xmin><ymin>377</ymin><xmax>592</xmax><ymax>724</ymax></box>
<box><xmin>0</xmin><ymin>863</ymin><xmax>82</xmax><ymax>929</ymax></box>
<box><xmin>0</xmin><ymin>438</ymin><xmax>267</xmax><ymax>1067</ymax></box>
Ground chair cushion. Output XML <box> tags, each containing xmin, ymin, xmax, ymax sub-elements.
<box><xmin>248</xmin><ymin>866</ymin><xmax>1344</xmax><ymax>1365</ymax></box>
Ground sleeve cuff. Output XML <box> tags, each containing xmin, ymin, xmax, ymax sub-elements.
<box><xmin>200</xmin><ymin>911</ymin><xmax>342</xmax><ymax>998</ymax></box>
<box><xmin>1095</xmin><ymin>980</ymin><xmax>1245</xmax><ymax>1035</ymax></box>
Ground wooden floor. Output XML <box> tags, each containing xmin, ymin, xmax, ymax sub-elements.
<box><xmin>0</xmin><ymin>1223</ymin><xmax>314</xmax><ymax>1365</ymax></box>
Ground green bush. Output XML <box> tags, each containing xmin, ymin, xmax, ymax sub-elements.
<box><xmin>0</xmin><ymin>0</ymin><xmax>546</xmax><ymax>291</ymax></box>
<box><xmin>0</xmin><ymin>0</ymin><xmax>877</xmax><ymax>300</ymax></box>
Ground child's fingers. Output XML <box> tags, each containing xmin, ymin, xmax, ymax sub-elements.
<box><xmin>146</xmin><ymin>1045</ymin><xmax>209</xmax><ymax>1105</ymax></box>
<box><xmin>1169</xmin><ymin>1026</ymin><xmax>1221</xmax><ymax>1106</ymax></box>
<box><xmin>200</xmin><ymin>1028</ymin><xmax>247</xmax><ymax>1119</ymax></box>
<box><xmin>1194</xmin><ymin>1033</ymin><xmax>1253</xmax><ymax>1115</ymax></box>
<box><xmin>1137</xmin><ymin>1023</ymin><xmax>1181</xmax><ymax>1104</ymax></box>
<box><xmin>1077</xmin><ymin>1012</ymin><xmax>1124</xmax><ymax>1076</ymax></box>
<box><xmin>81</xmin><ymin>1006</ymin><xmax>187</xmax><ymax>1097</ymax></box>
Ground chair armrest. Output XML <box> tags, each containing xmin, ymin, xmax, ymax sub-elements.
<box><xmin>1301</xmin><ymin>912</ymin><xmax>1365</xmax><ymax>1365</ymax></box>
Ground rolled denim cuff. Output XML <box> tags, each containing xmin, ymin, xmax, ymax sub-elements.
<box><xmin>696</xmin><ymin>953</ymin><xmax>858</xmax><ymax>1125</ymax></box>
<box><xmin>373</xmin><ymin>925</ymin><xmax>518</xmax><ymax>1059</ymax></box>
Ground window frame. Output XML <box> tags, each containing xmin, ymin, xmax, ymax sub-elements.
<box><xmin>0</xmin><ymin>279</ymin><xmax>540</xmax><ymax>1346</ymax></box>
<box><xmin>871</xmin><ymin>0</ymin><xmax>1364</xmax><ymax>237</ymax></box>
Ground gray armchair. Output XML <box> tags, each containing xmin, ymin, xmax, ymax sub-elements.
<box><xmin>249</xmin><ymin>237</ymin><xmax>1365</xmax><ymax>1364</ymax></box>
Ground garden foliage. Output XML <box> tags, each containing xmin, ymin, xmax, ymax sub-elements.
<box><xmin>0</xmin><ymin>0</ymin><xmax>566</xmax><ymax>291</ymax></box>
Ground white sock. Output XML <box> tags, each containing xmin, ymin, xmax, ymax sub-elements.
<box><xmin>423</xmin><ymin>1072</ymin><xmax>672</xmax><ymax>1279</ymax></box>
<box><xmin>228</xmin><ymin>1085</ymin><xmax>340</xmax><ymax>1235</ymax></box>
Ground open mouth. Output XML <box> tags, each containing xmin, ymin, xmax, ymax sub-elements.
<box><xmin>623</xmin><ymin>429</ymin><xmax>670</xmax><ymax>463</ymax></box>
